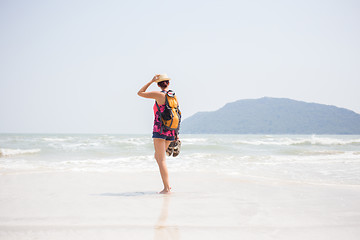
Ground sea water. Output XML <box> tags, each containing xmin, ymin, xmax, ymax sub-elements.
<box><xmin>1</xmin><ymin>134</ymin><xmax>360</xmax><ymax>185</ymax></box>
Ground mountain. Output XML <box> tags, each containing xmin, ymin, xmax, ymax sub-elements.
<box><xmin>181</xmin><ymin>97</ymin><xmax>360</xmax><ymax>134</ymax></box>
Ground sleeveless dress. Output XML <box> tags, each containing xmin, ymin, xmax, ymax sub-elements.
<box><xmin>153</xmin><ymin>103</ymin><xmax>176</xmax><ymax>137</ymax></box>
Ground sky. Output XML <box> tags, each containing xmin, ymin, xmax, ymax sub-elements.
<box><xmin>1</xmin><ymin>0</ymin><xmax>359</xmax><ymax>134</ymax></box>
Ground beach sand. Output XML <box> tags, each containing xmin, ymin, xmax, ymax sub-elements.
<box><xmin>0</xmin><ymin>171</ymin><xmax>360</xmax><ymax>240</ymax></box>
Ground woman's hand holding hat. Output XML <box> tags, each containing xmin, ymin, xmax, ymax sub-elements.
<box><xmin>151</xmin><ymin>74</ymin><xmax>160</xmax><ymax>83</ymax></box>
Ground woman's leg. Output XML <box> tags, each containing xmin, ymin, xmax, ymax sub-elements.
<box><xmin>153</xmin><ymin>138</ymin><xmax>172</xmax><ymax>194</ymax></box>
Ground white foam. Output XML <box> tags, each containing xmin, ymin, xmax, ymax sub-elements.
<box><xmin>42</xmin><ymin>137</ymin><xmax>73</xmax><ymax>142</ymax></box>
<box><xmin>0</xmin><ymin>148</ymin><xmax>41</xmax><ymax>157</ymax></box>
<box><xmin>113</xmin><ymin>138</ymin><xmax>149</xmax><ymax>146</ymax></box>
<box><xmin>298</xmin><ymin>136</ymin><xmax>360</xmax><ymax>146</ymax></box>
<box><xmin>234</xmin><ymin>136</ymin><xmax>360</xmax><ymax>146</ymax></box>
<box><xmin>180</xmin><ymin>138</ymin><xmax>208</xmax><ymax>144</ymax></box>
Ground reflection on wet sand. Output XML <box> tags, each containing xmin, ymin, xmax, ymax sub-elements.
<box><xmin>154</xmin><ymin>195</ymin><xmax>180</xmax><ymax>240</ymax></box>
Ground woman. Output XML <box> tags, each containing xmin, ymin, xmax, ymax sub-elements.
<box><xmin>137</xmin><ymin>73</ymin><xmax>176</xmax><ymax>194</ymax></box>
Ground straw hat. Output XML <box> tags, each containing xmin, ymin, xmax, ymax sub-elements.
<box><xmin>155</xmin><ymin>73</ymin><xmax>171</xmax><ymax>83</ymax></box>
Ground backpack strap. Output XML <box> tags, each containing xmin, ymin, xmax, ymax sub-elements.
<box><xmin>164</xmin><ymin>94</ymin><xmax>174</xmax><ymax>130</ymax></box>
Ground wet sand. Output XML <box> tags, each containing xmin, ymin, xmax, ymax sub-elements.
<box><xmin>0</xmin><ymin>171</ymin><xmax>360</xmax><ymax>240</ymax></box>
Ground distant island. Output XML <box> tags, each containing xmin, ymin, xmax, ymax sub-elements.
<box><xmin>181</xmin><ymin>97</ymin><xmax>360</xmax><ymax>134</ymax></box>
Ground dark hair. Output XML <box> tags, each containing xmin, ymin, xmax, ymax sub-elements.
<box><xmin>157</xmin><ymin>80</ymin><xmax>169</xmax><ymax>89</ymax></box>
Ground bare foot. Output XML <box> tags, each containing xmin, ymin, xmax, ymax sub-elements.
<box><xmin>159</xmin><ymin>188</ymin><xmax>171</xmax><ymax>194</ymax></box>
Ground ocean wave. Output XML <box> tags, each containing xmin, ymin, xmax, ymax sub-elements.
<box><xmin>293</xmin><ymin>137</ymin><xmax>360</xmax><ymax>146</ymax></box>
<box><xmin>299</xmin><ymin>150</ymin><xmax>345</xmax><ymax>156</ymax></box>
<box><xmin>42</xmin><ymin>137</ymin><xmax>74</xmax><ymax>142</ymax></box>
<box><xmin>234</xmin><ymin>136</ymin><xmax>360</xmax><ymax>146</ymax></box>
<box><xmin>113</xmin><ymin>138</ymin><xmax>149</xmax><ymax>146</ymax></box>
<box><xmin>180</xmin><ymin>138</ymin><xmax>208</xmax><ymax>144</ymax></box>
<box><xmin>0</xmin><ymin>148</ymin><xmax>41</xmax><ymax>157</ymax></box>
<box><xmin>279</xmin><ymin>149</ymin><xmax>346</xmax><ymax>156</ymax></box>
<box><xmin>42</xmin><ymin>136</ymin><xmax>151</xmax><ymax>151</ymax></box>
<box><xmin>0</xmin><ymin>155</ymin><xmax>156</xmax><ymax>173</ymax></box>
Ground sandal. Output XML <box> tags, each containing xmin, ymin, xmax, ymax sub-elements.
<box><xmin>166</xmin><ymin>141</ymin><xmax>176</xmax><ymax>156</ymax></box>
<box><xmin>172</xmin><ymin>140</ymin><xmax>181</xmax><ymax>157</ymax></box>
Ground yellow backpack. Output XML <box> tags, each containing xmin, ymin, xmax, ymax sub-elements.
<box><xmin>156</xmin><ymin>90</ymin><xmax>181</xmax><ymax>134</ymax></box>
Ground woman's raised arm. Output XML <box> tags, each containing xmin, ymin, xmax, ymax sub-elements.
<box><xmin>137</xmin><ymin>74</ymin><xmax>164</xmax><ymax>101</ymax></box>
